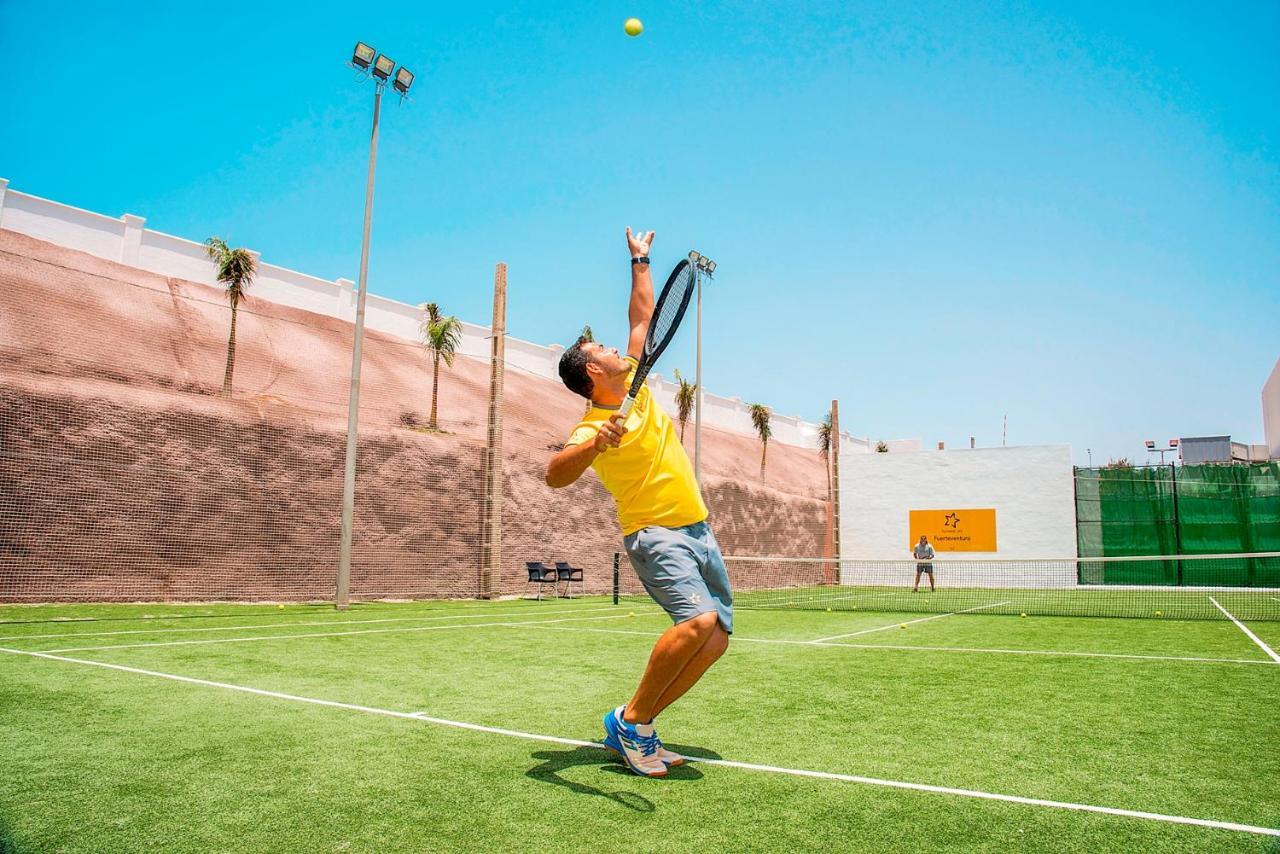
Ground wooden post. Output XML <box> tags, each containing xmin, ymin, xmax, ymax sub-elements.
<box><xmin>479</xmin><ymin>263</ymin><xmax>507</xmax><ymax>598</ymax></box>
<box><xmin>830</xmin><ymin>400</ymin><xmax>841</xmax><ymax>583</ymax></box>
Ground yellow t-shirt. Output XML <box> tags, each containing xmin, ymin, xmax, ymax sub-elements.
<box><xmin>566</xmin><ymin>357</ymin><xmax>708</xmax><ymax>535</ymax></box>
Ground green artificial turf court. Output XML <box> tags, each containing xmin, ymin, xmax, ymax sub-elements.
<box><xmin>1</xmin><ymin>596</ymin><xmax>1277</xmax><ymax>852</ymax></box>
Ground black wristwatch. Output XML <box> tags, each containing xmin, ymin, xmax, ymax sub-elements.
<box><xmin>631</xmin><ymin>255</ymin><xmax>650</xmax><ymax>266</ymax></box>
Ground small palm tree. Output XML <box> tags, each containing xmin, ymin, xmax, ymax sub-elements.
<box><xmin>817</xmin><ymin>412</ymin><xmax>833</xmax><ymax>499</ymax></box>
<box><xmin>749</xmin><ymin>403</ymin><xmax>772</xmax><ymax>480</ymax></box>
<box><xmin>580</xmin><ymin>324</ymin><xmax>595</xmax><ymax>342</ymax></box>
<box><xmin>419</xmin><ymin>302</ymin><xmax>464</xmax><ymax>430</ymax></box>
<box><xmin>204</xmin><ymin>237</ymin><xmax>256</xmax><ymax>397</ymax></box>
<box><xmin>673</xmin><ymin>368</ymin><xmax>696</xmax><ymax>443</ymax></box>
<box><xmin>875</xmin><ymin>441</ymin><xmax>889</xmax><ymax>453</ymax></box>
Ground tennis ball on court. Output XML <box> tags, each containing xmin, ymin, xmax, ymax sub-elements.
<box><xmin>1020</xmin><ymin>613</ymin><xmax>1027</xmax><ymax>618</ymax></box>
<box><xmin>628</xmin><ymin>611</ymin><xmax>635</xmax><ymax>617</ymax></box>
<box><xmin>825</xmin><ymin>608</ymin><xmax>832</xmax><ymax>613</ymax></box>
<box><xmin>1155</xmin><ymin>610</ymin><xmax>1163</xmax><ymax>617</ymax></box>
<box><xmin>277</xmin><ymin>604</ymin><xmax>285</xmax><ymax>610</ymax></box>
<box><xmin>624</xmin><ymin>18</ymin><xmax>643</xmax><ymax>36</ymax></box>
<box><xmin>899</xmin><ymin>623</ymin><xmax>907</xmax><ymax>629</ymax></box>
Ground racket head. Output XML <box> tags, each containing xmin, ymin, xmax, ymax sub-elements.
<box><xmin>624</xmin><ymin>258</ymin><xmax>696</xmax><ymax>401</ymax></box>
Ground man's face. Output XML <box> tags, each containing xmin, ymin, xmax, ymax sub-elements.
<box><xmin>580</xmin><ymin>342</ymin><xmax>630</xmax><ymax>378</ymax></box>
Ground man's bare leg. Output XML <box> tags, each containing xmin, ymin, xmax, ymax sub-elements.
<box><xmin>649</xmin><ymin>624</ymin><xmax>729</xmax><ymax>719</ymax></box>
<box><xmin>622</xmin><ymin>612</ymin><xmax>719</xmax><ymax>724</ymax></box>
<box><xmin>913</xmin><ymin>570</ymin><xmax>921</xmax><ymax>592</ymax></box>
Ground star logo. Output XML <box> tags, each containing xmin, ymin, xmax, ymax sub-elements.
<box><xmin>943</xmin><ymin>513</ymin><xmax>960</xmax><ymax>529</ymax></box>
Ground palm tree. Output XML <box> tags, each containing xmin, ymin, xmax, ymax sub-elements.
<box><xmin>817</xmin><ymin>411</ymin><xmax>833</xmax><ymax>499</ymax></box>
<box><xmin>580</xmin><ymin>324</ymin><xmax>595</xmax><ymax>342</ymax></box>
<box><xmin>673</xmin><ymin>368</ymin><xmax>696</xmax><ymax>443</ymax></box>
<box><xmin>875</xmin><ymin>441</ymin><xmax>889</xmax><ymax>453</ymax></box>
<box><xmin>204</xmin><ymin>237</ymin><xmax>256</xmax><ymax>397</ymax></box>
<box><xmin>748</xmin><ymin>403</ymin><xmax>772</xmax><ymax>480</ymax></box>
<box><xmin>419</xmin><ymin>302</ymin><xmax>464</xmax><ymax>430</ymax></box>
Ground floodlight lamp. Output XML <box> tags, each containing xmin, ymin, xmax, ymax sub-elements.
<box><xmin>393</xmin><ymin>66</ymin><xmax>414</xmax><ymax>95</ymax></box>
<box><xmin>1144</xmin><ymin>440</ymin><xmax>1155</xmax><ymax>450</ymax></box>
<box><xmin>705</xmin><ymin>260</ymin><xmax>716</xmax><ymax>274</ymax></box>
<box><xmin>689</xmin><ymin>250</ymin><xmax>701</xmax><ymax>263</ymax></box>
<box><xmin>1168</xmin><ymin>439</ymin><xmax>1179</xmax><ymax>448</ymax></box>
<box><xmin>373</xmin><ymin>54</ymin><xmax>395</xmax><ymax>80</ymax></box>
<box><xmin>352</xmin><ymin>42</ymin><xmax>376</xmax><ymax>69</ymax></box>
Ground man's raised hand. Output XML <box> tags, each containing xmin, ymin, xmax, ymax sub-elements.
<box><xmin>626</xmin><ymin>227</ymin><xmax>655</xmax><ymax>259</ymax></box>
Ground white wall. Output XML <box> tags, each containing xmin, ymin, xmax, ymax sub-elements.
<box><xmin>839</xmin><ymin>444</ymin><xmax>1077</xmax><ymax>567</ymax></box>
<box><xmin>0</xmin><ymin>179</ymin><xmax>858</xmax><ymax>450</ymax></box>
<box><xmin>1263</xmin><ymin>357</ymin><xmax>1280</xmax><ymax>460</ymax></box>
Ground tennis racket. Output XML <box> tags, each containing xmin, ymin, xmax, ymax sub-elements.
<box><xmin>617</xmin><ymin>257</ymin><xmax>698</xmax><ymax>418</ymax></box>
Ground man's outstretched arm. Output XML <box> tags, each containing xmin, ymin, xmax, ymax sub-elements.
<box><xmin>626</xmin><ymin>227</ymin><xmax>656</xmax><ymax>358</ymax></box>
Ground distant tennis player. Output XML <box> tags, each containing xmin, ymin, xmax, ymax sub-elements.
<box><xmin>912</xmin><ymin>534</ymin><xmax>936</xmax><ymax>592</ymax></box>
<box><xmin>545</xmin><ymin>227</ymin><xmax>731</xmax><ymax>779</ymax></box>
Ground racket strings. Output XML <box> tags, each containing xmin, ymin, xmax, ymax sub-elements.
<box><xmin>648</xmin><ymin>267</ymin><xmax>696</xmax><ymax>347</ymax></box>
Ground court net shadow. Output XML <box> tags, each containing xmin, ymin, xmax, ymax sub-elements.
<box><xmin>526</xmin><ymin>742</ymin><xmax>720</xmax><ymax>811</ymax></box>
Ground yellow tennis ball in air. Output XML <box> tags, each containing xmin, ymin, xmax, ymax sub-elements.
<box><xmin>624</xmin><ymin>17</ymin><xmax>643</xmax><ymax>36</ymax></box>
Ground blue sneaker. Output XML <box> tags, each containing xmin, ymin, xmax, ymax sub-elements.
<box><xmin>603</xmin><ymin>723</ymin><xmax>686</xmax><ymax>767</ymax></box>
<box><xmin>602</xmin><ymin>706</ymin><xmax>667</xmax><ymax>777</ymax></box>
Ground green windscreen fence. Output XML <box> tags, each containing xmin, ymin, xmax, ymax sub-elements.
<box><xmin>1075</xmin><ymin>463</ymin><xmax>1280</xmax><ymax>587</ymax></box>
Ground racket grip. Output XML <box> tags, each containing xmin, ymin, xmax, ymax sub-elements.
<box><xmin>617</xmin><ymin>395</ymin><xmax>636</xmax><ymax>418</ymax></box>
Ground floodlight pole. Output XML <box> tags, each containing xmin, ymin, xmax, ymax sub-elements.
<box><xmin>690</xmin><ymin>252</ymin><xmax>715</xmax><ymax>486</ymax></box>
<box><xmin>694</xmin><ymin>268</ymin><xmax>703</xmax><ymax>485</ymax></box>
<box><xmin>336</xmin><ymin>80</ymin><xmax>384</xmax><ymax>610</ymax></box>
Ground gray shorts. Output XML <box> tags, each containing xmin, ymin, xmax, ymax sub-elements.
<box><xmin>915</xmin><ymin>562</ymin><xmax>934</xmax><ymax>574</ymax></box>
<box><xmin>622</xmin><ymin>520</ymin><xmax>733</xmax><ymax>634</ymax></box>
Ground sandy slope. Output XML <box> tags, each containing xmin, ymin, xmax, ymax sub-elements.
<box><xmin>0</xmin><ymin>230</ymin><xmax>832</xmax><ymax>601</ymax></box>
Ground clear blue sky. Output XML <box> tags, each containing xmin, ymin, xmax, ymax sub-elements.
<box><xmin>3</xmin><ymin>1</ymin><xmax>1277</xmax><ymax>465</ymax></box>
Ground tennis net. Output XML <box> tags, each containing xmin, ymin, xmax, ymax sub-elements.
<box><xmin>619</xmin><ymin>553</ymin><xmax>1280</xmax><ymax>621</ymax></box>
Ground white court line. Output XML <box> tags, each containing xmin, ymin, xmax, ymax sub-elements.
<box><xmin>1209</xmin><ymin>597</ymin><xmax>1280</xmax><ymax>664</ymax></box>
<box><xmin>0</xmin><ymin>646</ymin><xmax>1273</xmax><ymax>838</ymax></box>
<box><xmin>510</xmin><ymin>623</ymin><xmax>1275</xmax><ymax>667</ymax></box>
<box><xmin>809</xmin><ymin>602</ymin><xmax>1010</xmax><ymax>643</ymax></box>
<box><xmin>751</xmin><ymin>591</ymin><xmax>907</xmax><ymax>609</ymax></box>
<box><xmin>0</xmin><ymin>603</ymin><xmax>630</xmax><ymax>642</ymax></box>
<box><xmin>33</xmin><ymin>613</ymin><xmax>637</xmax><ymax>654</ymax></box>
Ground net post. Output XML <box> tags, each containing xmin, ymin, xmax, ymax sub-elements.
<box><xmin>479</xmin><ymin>262</ymin><xmax>507</xmax><ymax>600</ymax></box>
<box><xmin>613</xmin><ymin>553</ymin><xmax>620</xmax><ymax>605</ymax></box>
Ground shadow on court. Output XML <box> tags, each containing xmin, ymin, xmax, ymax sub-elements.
<box><xmin>526</xmin><ymin>743</ymin><xmax>722</xmax><ymax>811</ymax></box>
<box><xmin>0</xmin><ymin>814</ymin><xmax>31</xmax><ymax>854</ymax></box>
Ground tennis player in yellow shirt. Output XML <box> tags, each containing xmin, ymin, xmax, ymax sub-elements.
<box><xmin>545</xmin><ymin>227</ymin><xmax>732</xmax><ymax>778</ymax></box>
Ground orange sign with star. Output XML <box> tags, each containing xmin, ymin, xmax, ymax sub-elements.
<box><xmin>908</xmin><ymin>509</ymin><xmax>997</xmax><ymax>552</ymax></box>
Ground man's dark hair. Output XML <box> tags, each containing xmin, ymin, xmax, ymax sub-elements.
<box><xmin>558</xmin><ymin>336</ymin><xmax>594</xmax><ymax>399</ymax></box>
